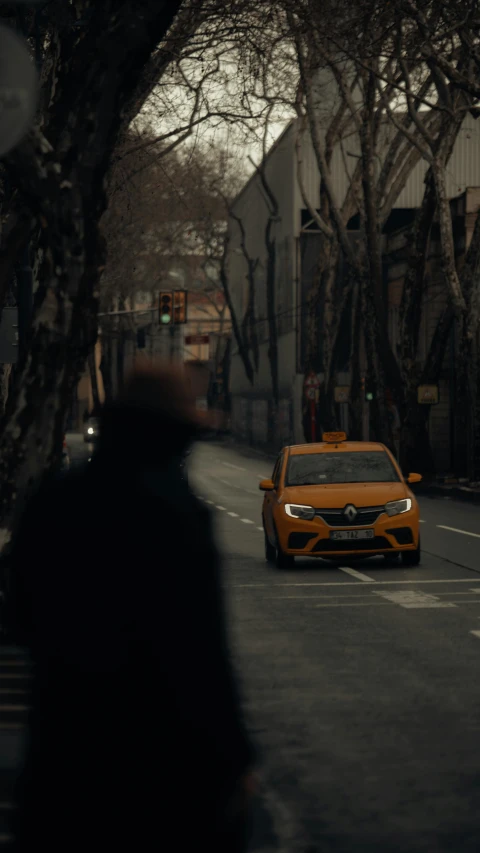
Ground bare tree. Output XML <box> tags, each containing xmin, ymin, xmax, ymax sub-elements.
<box><xmin>282</xmin><ymin>0</ymin><xmax>480</xmax><ymax>473</ymax></box>
<box><xmin>0</xmin><ymin>1</ymin><xmax>185</xmax><ymax>556</ymax></box>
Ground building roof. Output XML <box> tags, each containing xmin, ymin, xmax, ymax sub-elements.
<box><xmin>230</xmin><ymin>119</ymin><xmax>296</xmax><ymax>211</ymax></box>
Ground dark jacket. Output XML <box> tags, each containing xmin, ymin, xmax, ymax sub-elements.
<box><xmin>9</xmin><ymin>405</ymin><xmax>254</xmax><ymax>850</ymax></box>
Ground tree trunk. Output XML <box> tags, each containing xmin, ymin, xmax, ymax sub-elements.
<box><xmin>322</xmin><ymin>242</ymin><xmax>342</xmax><ymax>429</ymax></box>
<box><xmin>458</xmin><ymin>206</ymin><xmax>480</xmax><ymax>480</ymax></box>
<box><xmin>0</xmin><ymin>0</ymin><xmax>184</xmax><ymax>556</ymax></box>
<box><xmin>400</xmin><ymin>304</ymin><xmax>455</xmax><ymax>475</ymax></box>
<box><xmin>348</xmin><ymin>282</ymin><xmax>363</xmax><ymax>440</ymax></box>
<box><xmin>400</xmin><ymin>392</ymin><xmax>435</xmax><ymax>477</ymax></box>
<box><xmin>0</xmin><ymin>365</ymin><xmax>12</xmax><ymax>419</ymax></box>
<box><xmin>431</xmin><ymin>156</ymin><xmax>467</xmax><ymax>315</ymax></box>
<box><xmin>398</xmin><ymin>172</ymin><xmax>436</xmax><ymax>378</ymax></box>
<box><xmin>117</xmin><ymin>328</ymin><xmax>126</xmax><ymax>393</ymax></box>
<box><xmin>88</xmin><ymin>348</ymin><xmax>101</xmax><ymax>415</ymax></box>
<box><xmin>360</xmin><ymin>273</ymin><xmax>394</xmax><ymax>448</ymax></box>
<box><xmin>220</xmin><ymin>232</ymin><xmax>254</xmax><ymax>385</ymax></box>
<box><xmin>99</xmin><ymin>335</ymin><xmax>113</xmax><ymax>406</ymax></box>
<box><xmin>265</xmin><ymin>218</ymin><xmax>279</xmax><ymax>406</ymax></box>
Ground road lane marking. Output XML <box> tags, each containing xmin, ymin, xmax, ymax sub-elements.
<box><xmin>228</xmin><ymin>512</ymin><xmax>239</xmax><ymax>518</ymax></box>
<box><xmin>437</xmin><ymin>525</ymin><xmax>480</xmax><ymax>539</ymax></box>
<box><xmin>216</xmin><ymin>506</ymin><xmax>226</xmax><ymax>511</ymax></box>
<box><xmin>259</xmin><ymin>594</ymin><xmax>480</xmax><ymax>602</ymax></box>
<box><xmin>470</xmin><ymin>631</ymin><xmax>480</xmax><ymax>639</ymax></box>
<box><xmin>222</xmin><ymin>461</ymin><xmax>246</xmax><ymax>471</ymax></box>
<box><xmin>338</xmin><ymin>567</ymin><xmax>376</xmax><ymax>583</ymax></box>
<box><xmin>373</xmin><ymin>590</ymin><xmax>457</xmax><ymax>608</ymax></box>
<box><xmin>228</xmin><ymin>578</ymin><xmax>477</xmax><ymax>588</ymax></box>
<box><xmin>257</xmin><ymin>527</ymin><xmax>263</xmax><ymax>532</ymax></box>
<box><xmin>313</xmin><ymin>602</ymin><xmax>391</xmax><ymax>608</ymax></box>
<box><xmin>420</xmin><ymin>519</ymin><xmax>426</xmax><ymax>523</ymax></box>
<box><xmin>241</xmin><ymin>518</ymin><xmax>254</xmax><ymax>524</ymax></box>
<box><xmin>205</xmin><ymin>500</ymin><xmax>214</xmax><ymax>505</ymax></box>
<box><xmin>257</xmin><ymin>474</ymin><xmax>269</xmax><ymax>479</ymax></box>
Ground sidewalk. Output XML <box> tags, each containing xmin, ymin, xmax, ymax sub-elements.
<box><xmin>414</xmin><ymin>480</ymin><xmax>480</xmax><ymax>503</ymax></box>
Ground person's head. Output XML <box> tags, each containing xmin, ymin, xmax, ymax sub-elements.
<box><xmin>99</xmin><ymin>361</ymin><xmax>206</xmax><ymax>461</ymax></box>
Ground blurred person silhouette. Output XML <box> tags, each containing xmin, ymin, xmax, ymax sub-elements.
<box><xmin>9</xmin><ymin>361</ymin><xmax>255</xmax><ymax>852</ymax></box>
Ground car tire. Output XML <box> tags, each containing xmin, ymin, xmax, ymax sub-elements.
<box><xmin>383</xmin><ymin>554</ymin><xmax>400</xmax><ymax>566</ymax></box>
<box><xmin>264</xmin><ymin>531</ymin><xmax>276</xmax><ymax>564</ymax></box>
<box><xmin>401</xmin><ymin>537</ymin><xmax>421</xmax><ymax>567</ymax></box>
<box><xmin>275</xmin><ymin>545</ymin><xmax>294</xmax><ymax>569</ymax></box>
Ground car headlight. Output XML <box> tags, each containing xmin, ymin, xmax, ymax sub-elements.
<box><xmin>385</xmin><ymin>498</ymin><xmax>412</xmax><ymax>517</ymax></box>
<box><xmin>285</xmin><ymin>504</ymin><xmax>315</xmax><ymax>520</ymax></box>
<box><xmin>87</xmin><ymin>427</ymin><xmax>94</xmax><ymax>435</ymax></box>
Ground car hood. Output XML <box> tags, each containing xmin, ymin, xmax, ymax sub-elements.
<box><xmin>283</xmin><ymin>482</ymin><xmax>408</xmax><ymax>508</ymax></box>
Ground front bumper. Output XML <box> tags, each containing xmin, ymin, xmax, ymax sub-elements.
<box><xmin>276</xmin><ymin>511</ymin><xmax>419</xmax><ymax>557</ymax></box>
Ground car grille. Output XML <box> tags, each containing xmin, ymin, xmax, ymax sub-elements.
<box><xmin>313</xmin><ymin>536</ymin><xmax>392</xmax><ymax>552</ymax></box>
<box><xmin>315</xmin><ymin>506</ymin><xmax>385</xmax><ymax>527</ymax></box>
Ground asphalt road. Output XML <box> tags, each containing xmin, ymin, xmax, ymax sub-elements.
<box><xmin>2</xmin><ymin>436</ymin><xmax>480</xmax><ymax>851</ymax></box>
<box><xmin>188</xmin><ymin>441</ymin><xmax>480</xmax><ymax>853</ymax></box>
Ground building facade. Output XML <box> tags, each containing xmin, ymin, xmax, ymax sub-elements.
<box><xmin>227</xmin><ymin>114</ymin><xmax>480</xmax><ymax>471</ymax></box>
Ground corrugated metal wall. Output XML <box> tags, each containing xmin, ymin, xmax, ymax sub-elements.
<box><xmin>294</xmin><ymin>113</ymin><xmax>480</xmax><ymax>222</ymax></box>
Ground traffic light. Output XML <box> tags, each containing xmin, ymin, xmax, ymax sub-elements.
<box><xmin>360</xmin><ymin>376</ymin><xmax>375</xmax><ymax>402</ymax></box>
<box><xmin>159</xmin><ymin>292</ymin><xmax>173</xmax><ymax>325</ymax></box>
<box><xmin>173</xmin><ymin>290</ymin><xmax>187</xmax><ymax>324</ymax></box>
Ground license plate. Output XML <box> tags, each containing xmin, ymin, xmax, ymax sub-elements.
<box><xmin>330</xmin><ymin>529</ymin><xmax>375</xmax><ymax>541</ymax></box>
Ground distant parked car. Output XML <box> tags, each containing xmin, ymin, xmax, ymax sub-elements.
<box><xmin>84</xmin><ymin>417</ymin><xmax>100</xmax><ymax>443</ymax></box>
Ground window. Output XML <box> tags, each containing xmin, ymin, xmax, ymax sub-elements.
<box><xmin>286</xmin><ymin>451</ymin><xmax>399</xmax><ymax>486</ymax></box>
<box><xmin>272</xmin><ymin>453</ymin><xmax>283</xmax><ymax>489</ymax></box>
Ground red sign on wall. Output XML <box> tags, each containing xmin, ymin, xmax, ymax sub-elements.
<box><xmin>185</xmin><ymin>334</ymin><xmax>209</xmax><ymax>345</ymax></box>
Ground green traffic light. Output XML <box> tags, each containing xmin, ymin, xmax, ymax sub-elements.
<box><xmin>366</xmin><ymin>392</ymin><xmax>374</xmax><ymax>401</ymax></box>
<box><xmin>161</xmin><ymin>313</ymin><xmax>171</xmax><ymax>324</ymax></box>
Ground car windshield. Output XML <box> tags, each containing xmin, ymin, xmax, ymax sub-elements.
<box><xmin>286</xmin><ymin>451</ymin><xmax>400</xmax><ymax>485</ymax></box>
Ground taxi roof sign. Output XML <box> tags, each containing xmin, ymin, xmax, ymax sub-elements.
<box><xmin>322</xmin><ymin>431</ymin><xmax>347</xmax><ymax>443</ymax></box>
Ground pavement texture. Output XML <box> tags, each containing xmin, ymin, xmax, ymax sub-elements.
<box><xmin>2</xmin><ymin>435</ymin><xmax>480</xmax><ymax>851</ymax></box>
<box><xmin>189</xmin><ymin>441</ymin><xmax>480</xmax><ymax>852</ymax></box>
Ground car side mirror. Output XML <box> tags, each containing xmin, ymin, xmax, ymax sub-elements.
<box><xmin>407</xmin><ymin>473</ymin><xmax>422</xmax><ymax>484</ymax></box>
<box><xmin>259</xmin><ymin>479</ymin><xmax>275</xmax><ymax>491</ymax></box>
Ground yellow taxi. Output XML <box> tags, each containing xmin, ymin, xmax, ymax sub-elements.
<box><xmin>260</xmin><ymin>432</ymin><xmax>422</xmax><ymax>568</ymax></box>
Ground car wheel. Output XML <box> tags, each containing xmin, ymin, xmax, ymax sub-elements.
<box><xmin>383</xmin><ymin>553</ymin><xmax>400</xmax><ymax>566</ymax></box>
<box><xmin>401</xmin><ymin>537</ymin><xmax>421</xmax><ymax>567</ymax></box>
<box><xmin>264</xmin><ymin>531</ymin><xmax>276</xmax><ymax>564</ymax></box>
<box><xmin>275</xmin><ymin>545</ymin><xmax>294</xmax><ymax>569</ymax></box>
